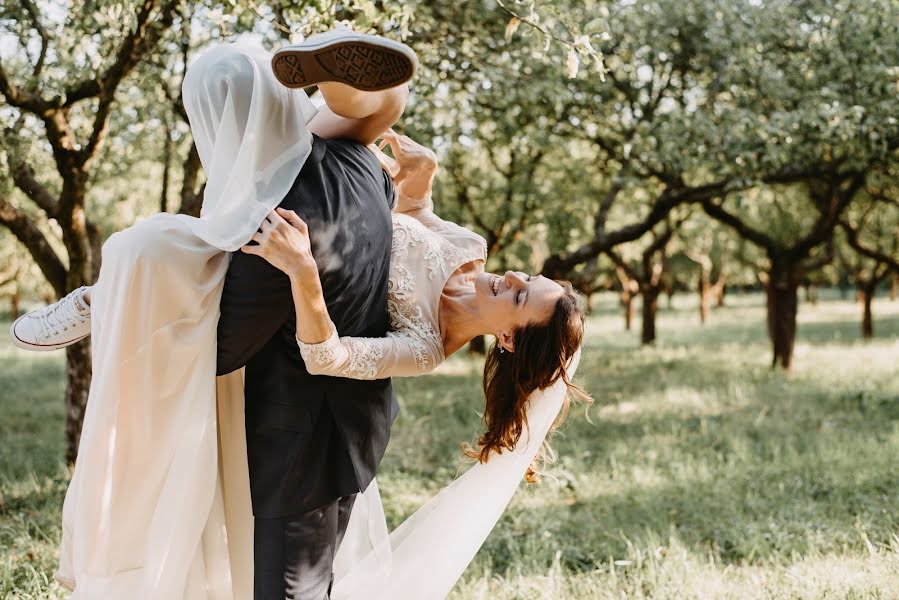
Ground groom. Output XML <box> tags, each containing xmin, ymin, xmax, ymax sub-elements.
<box><xmin>216</xmin><ymin>31</ymin><xmax>416</xmax><ymax>599</ymax></box>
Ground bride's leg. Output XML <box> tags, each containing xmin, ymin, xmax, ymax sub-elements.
<box><xmin>271</xmin><ymin>28</ymin><xmax>414</xmax><ymax>146</ymax></box>
<box><xmin>309</xmin><ymin>81</ymin><xmax>409</xmax><ymax>146</ymax></box>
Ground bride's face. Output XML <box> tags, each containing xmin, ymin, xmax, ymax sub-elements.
<box><xmin>474</xmin><ymin>271</ymin><xmax>564</xmax><ymax>338</ymax></box>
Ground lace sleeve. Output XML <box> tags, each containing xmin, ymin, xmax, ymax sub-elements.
<box><xmin>395</xmin><ymin>191</ymin><xmax>434</xmax><ymax>214</ymax></box>
<box><xmin>297</xmin><ymin>325</ymin><xmax>440</xmax><ymax>380</ymax></box>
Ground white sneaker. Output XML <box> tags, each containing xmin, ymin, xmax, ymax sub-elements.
<box><xmin>272</xmin><ymin>28</ymin><xmax>418</xmax><ymax>91</ymax></box>
<box><xmin>10</xmin><ymin>287</ymin><xmax>92</xmax><ymax>351</ymax></box>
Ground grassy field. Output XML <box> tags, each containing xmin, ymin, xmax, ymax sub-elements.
<box><xmin>1</xmin><ymin>291</ymin><xmax>897</xmax><ymax>599</ymax></box>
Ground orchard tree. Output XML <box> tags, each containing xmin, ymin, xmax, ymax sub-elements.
<box><xmin>0</xmin><ymin>0</ymin><xmax>182</xmax><ymax>461</ymax></box>
<box><xmin>838</xmin><ymin>174</ymin><xmax>899</xmax><ymax>339</ymax></box>
<box><xmin>694</xmin><ymin>0</ymin><xmax>899</xmax><ymax>368</ymax></box>
<box><xmin>682</xmin><ymin>226</ymin><xmax>728</xmax><ymax>324</ymax></box>
<box><xmin>604</xmin><ymin>216</ymin><xmax>685</xmax><ymax>344</ymax></box>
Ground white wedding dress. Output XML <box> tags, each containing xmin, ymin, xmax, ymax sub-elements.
<box><xmin>55</xmin><ymin>44</ymin><xmax>581</xmax><ymax>600</ymax></box>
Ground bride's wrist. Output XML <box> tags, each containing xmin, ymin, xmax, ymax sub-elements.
<box><xmin>397</xmin><ymin>189</ymin><xmax>431</xmax><ymax>201</ymax></box>
<box><xmin>287</xmin><ymin>257</ymin><xmax>319</xmax><ymax>282</ymax></box>
<box><xmin>397</xmin><ymin>190</ymin><xmax>432</xmax><ymax>210</ymax></box>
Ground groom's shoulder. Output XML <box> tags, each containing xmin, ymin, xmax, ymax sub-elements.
<box><xmin>322</xmin><ymin>137</ymin><xmax>378</xmax><ymax>169</ymax></box>
<box><xmin>318</xmin><ymin>137</ymin><xmax>395</xmax><ymax>207</ymax></box>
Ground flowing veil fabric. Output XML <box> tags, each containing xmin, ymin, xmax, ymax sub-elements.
<box><xmin>181</xmin><ymin>44</ymin><xmax>317</xmax><ymax>250</ymax></box>
<box><xmin>55</xmin><ymin>42</ymin><xmax>583</xmax><ymax>600</ymax></box>
<box><xmin>55</xmin><ymin>44</ymin><xmax>315</xmax><ymax>598</ymax></box>
<box><xmin>331</xmin><ymin>351</ymin><xmax>581</xmax><ymax>599</ymax></box>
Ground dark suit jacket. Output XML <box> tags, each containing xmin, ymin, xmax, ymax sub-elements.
<box><xmin>217</xmin><ymin>135</ymin><xmax>397</xmax><ymax>518</ymax></box>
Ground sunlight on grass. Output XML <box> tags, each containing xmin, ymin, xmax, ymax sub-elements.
<box><xmin>1</xmin><ymin>291</ymin><xmax>897</xmax><ymax>598</ymax></box>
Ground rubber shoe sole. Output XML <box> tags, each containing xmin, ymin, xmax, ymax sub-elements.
<box><xmin>9</xmin><ymin>317</ymin><xmax>89</xmax><ymax>352</ymax></box>
<box><xmin>272</xmin><ymin>36</ymin><xmax>417</xmax><ymax>91</ymax></box>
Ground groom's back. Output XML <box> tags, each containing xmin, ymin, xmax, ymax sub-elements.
<box><xmin>217</xmin><ymin>135</ymin><xmax>396</xmax><ymax>518</ymax></box>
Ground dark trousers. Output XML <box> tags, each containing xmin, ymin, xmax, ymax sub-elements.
<box><xmin>254</xmin><ymin>495</ymin><xmax>356</xmax><ymax>600</ymax></box>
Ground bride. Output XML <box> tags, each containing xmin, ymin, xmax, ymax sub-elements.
<box><xmin>245</xmin><ymin>128</ymin><xmax>586</xmax><ymax>466</ymax></box>
<box><xmin>11</xmin><ymin>36</ymin><xmax>587</xmax><ymax>600</ymax></box>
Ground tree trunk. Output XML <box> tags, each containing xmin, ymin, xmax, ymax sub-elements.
<box><xmin>698</xmin><ymin>268</ymin><xmax>710</xmax><ymax>325</ymax></box>
<box><xmin>891</xmin><ymin>275</ymin><xmax>897</xmax><ymax>301</ymax></box>
<box><xmin>11</xmin><ymin>290</ymin><xmax>19</xmax><ymax>319</ymax></box>
<box><xmin>64</xmin><ymin>339</ymin><xmax>92</xmax><ymax>463</ymax></box>
<box><xmin>468</xmin><ymin>334</ymin><xmax>486</xmax><ymax>355</ymax></box>
<box><xmin>804</xmin><ymin>283</ymin><xmax>818</xmax><ymax>305</ymax></box>
<box><xmin>160</xmin><ymin>125</ymin><xmax>173</xmax><ymax>213</ymax></box>
<box><xmin>766</xmin><ymin>257</ymin><xmax>800</xmax><ymax>370</ymax></box>
<box><xmin>861</xmin><ymin>285</ymin><xmax>874</xmax><ymax>339</ymax></box>
<box><xmin>179</xmin><ymin>142</ymin><xmax>204</xmax><ymax>217</ymax></box>
<box><xmin>715</xmin><ymin>281</ymin><xmax>726</xmax><ymax>308</ymax></box>
<box><xmin>622</xmin><ymin>293</ymin><xmax>633</xmax><ymax>331</ymax></box>
<box><xmin>641</xmin><ymin>289</ymin><xmax>659</xmax><ymax>345</ymax></box>
<box><xmin>60</xmin><ymin>189</ymin><xmax>96</xmax><ymax>462</ymax></box>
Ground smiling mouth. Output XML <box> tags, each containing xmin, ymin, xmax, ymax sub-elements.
<box><xmin>491</xmin><ymin>275</ymin><xmax>500</xmax><ymax>296</ymax></box>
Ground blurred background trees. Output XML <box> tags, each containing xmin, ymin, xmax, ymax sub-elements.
<box><xmin>1</xmin><ymin>0</ymin><xmax>897</xmax><ymax>461</ymax></box>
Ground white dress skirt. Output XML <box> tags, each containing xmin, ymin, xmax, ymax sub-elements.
<box><xmin>54</xmin><ymin>43</ymin><xmax>581</xmax><ymax>600</ymax></box>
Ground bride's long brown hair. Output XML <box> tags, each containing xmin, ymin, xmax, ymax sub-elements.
<box><xmin>465</xmin><ymin>281</ymin><xmax>590</xmax><ymax>480</ymax></box>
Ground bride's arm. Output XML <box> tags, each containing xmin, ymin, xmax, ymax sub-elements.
<box><xmin>241</xmin><ymin>208</ymin><xmax>437</xmax><ymax>380</ymax></box>
<box><xmin>240</xmin><ymin>209</ymin><xmax>332</xmax><ymax>345</ymax></box>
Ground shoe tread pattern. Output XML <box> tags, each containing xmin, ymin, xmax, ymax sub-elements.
<box><xmin>272</xmin><ymin>55</ymin><xmax>308</xmax><ymax>87</ymax></box>
<box><xmin>315</xmin><ymin>43</ymin><xmax>412</xmax><ymax>91</ymax></box>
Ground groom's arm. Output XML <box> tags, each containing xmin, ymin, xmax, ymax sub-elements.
<box><xmin>217</xmin><ymin>142</ymin><xmax>396</xmax><ymax>376</ymax></box>
<box><xmin>216</xmin><ymin>250</ymin><xmax>293</xmax><ymax>376</ymax></box>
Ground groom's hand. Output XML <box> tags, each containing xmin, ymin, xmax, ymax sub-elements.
<box><xmin>241</xmin><ymin>209</ymin><xmax>318</xmax><ymax>280</ymax></box>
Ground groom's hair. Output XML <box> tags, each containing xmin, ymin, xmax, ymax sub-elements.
<box><xmin>466</xmin><ymin>281</ymin><xmax>590</xmax><ymax>476</ymax></box>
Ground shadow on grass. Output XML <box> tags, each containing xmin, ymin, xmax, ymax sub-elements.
<box><xmin>470</xmin><ymin>374</ymin><xmax>899</xmax><ymax>576</ymax></box>
<box><xmin>479</xmin><ymin>448</ymin><xmax>898</xmax><ymax>575</ymax></box>
<box><xmin>0</xmin><ymin>351</ymin><xmax>66</xmax><ymax>484</ymax></box>
<box><xmin>794</xmin><ymin>314</ymin><xmax>899</xmax><ymax>344</ymax></box>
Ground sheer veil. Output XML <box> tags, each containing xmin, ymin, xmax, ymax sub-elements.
<box><xmin>332</xmin><ymin>351</ymin><xmax>582</xmax><ymax>599</ymax></box>
<box><xmin>54</xmin><ymin>43</ymin><xmax>317</xmax><ymax>599</ymax></box>
<box><xmin>182</xmin><ymin>43</ymin><xmax>317</xmax><ymax>251</ymax></box>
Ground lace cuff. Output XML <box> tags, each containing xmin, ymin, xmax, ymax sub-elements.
<box><xmin>297</xmin><ymin>325</ymin><xmax>340</xmax><ymax>368</ymax></box>
<box><xmin>397</xmin><ymin>191</ymin><xmax>433</xmax><ymax>212</ymax></box>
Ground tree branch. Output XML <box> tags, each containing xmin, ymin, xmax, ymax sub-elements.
<box><xmin>593</xmin><ymin>171</ymin><xmax>627</xmax><ymax>236</ymax></box>
<box><xmin>604</xmin><ymin>249</ymin><xmax>639</xmax><ymax>282</ymax></box>
<box><xmin>791</xmin><ymin>173</ymin><xmax>865</xmax><ymax>259</ymax></box>
<box><xmin>178</xmin><ymin>141</ymin><xmax>204</xmax><ymax>216</ymax></box>
<box><xmin>450</xmin><ymin>162</ymin><xmax>496</xmax><ymax>246</ymax></box>
<box><xmin>80</xmin><ymin>0</ymin><xmax>181</xmax><ymax>165</ymax></box>
<box><xmin>799</xmin><ymin>239</ymin><xmax>834</xmax><ymax>274</ymax></box>
<box><xmin>701</xmin><ymin>196</ymin><xmax>778</xmax><ymax>253</ymax></box>
<box><xmin>0</xmin><ymin>62</ymin><xmax>51</xmax><ymax>113</ymax></box>
<box><xmin>61</xmin><ymin>0</ymin><xmax>178</xmax><ymax>106</ymax></box>
<box><xmin>841</xmin><ymin>220</ymin><xmax>899</xmax><ymax>274</ymax></box>
<box><xmin>0</xmin><ymin>198</ymin><xmax>67</xmax><ymax>294</ymax></box>
<box><xmin>3</xmin><ymin>128</ymin><xmax>59</xmax><ymax>217</ymax></box>
<box><xmin>543</xmin><ymin>176</ymin><xmax>745</xmax><ymax>278</ymax></box>
<box><xmin>21</xmin><ymin>0</ymin><xmax>50</xmax><ymax>80</ymax></box>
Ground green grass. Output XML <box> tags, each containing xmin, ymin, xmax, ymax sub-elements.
<box><xmin>2</xmin><ymin>291</ymin><xmax>898</xmax><ymax>599</ymax></box>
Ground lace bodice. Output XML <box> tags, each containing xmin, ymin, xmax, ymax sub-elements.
<box><xmin>298</xmin><ymin>207</ymin><xmax>487</xmax><ymax>379</ymax></box>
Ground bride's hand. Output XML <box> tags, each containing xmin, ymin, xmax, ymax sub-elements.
<box><xmin>241</xmin><ymin>209</ymin><xmax>316</xmax><ymax>280</ymax></box>
<box><xmin>371</xmin><ymin>129</ymin><xmax>437</xmax><ymax>201</ymax></box>
<box><xmin>375</xmin><ymin>130</ymin><xmax>437</xmax><ymax>183</ymax></box>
